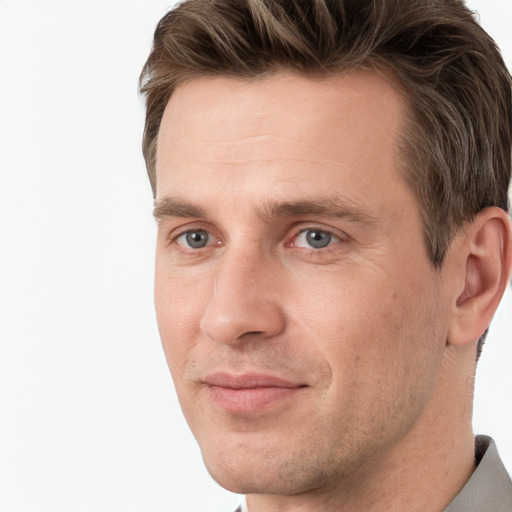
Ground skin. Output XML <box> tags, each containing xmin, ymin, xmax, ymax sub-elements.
<box><xmin>153</xmin><ymin>71</ymin><xmax>510</xmax><ymax>511</ymax></box>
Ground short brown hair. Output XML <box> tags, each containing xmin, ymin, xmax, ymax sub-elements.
<box><xmin>140</xmin><ymin>0</ymin><xmax>511</xmax><ymax>268</ymax></box>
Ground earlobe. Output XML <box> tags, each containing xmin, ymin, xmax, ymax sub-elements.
<box><xmin>448</xmin><ymin>207</ymin><xmax>512</xmax><ymax>347</ymax></box>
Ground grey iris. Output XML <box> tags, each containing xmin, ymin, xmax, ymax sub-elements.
<box><xmin>186</xmin><ymin>230</ymin><xmax>209</xmax><ymax>248</ymax></box>
<box><xmin>306</xmin><ymin>230</ymin><xmax>331</xmax><ymax>249</ymax></box>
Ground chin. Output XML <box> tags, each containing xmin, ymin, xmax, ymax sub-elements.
<box><xmin>201</xmin><ymin>448</ymin><xmax>271</xmax><ymax>494</ymax></box>
<box><xmin>201</xmin><ymin>443</ymin><xmax>337</xmax><ymax>496</ymax></box>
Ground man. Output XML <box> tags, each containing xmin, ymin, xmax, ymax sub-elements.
<box><xmin>139</xmin><ymin>0</ymin><xmax>512</xmax><ymax>510</ymax></box>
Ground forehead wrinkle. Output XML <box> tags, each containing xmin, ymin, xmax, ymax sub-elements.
<box><xmin>174</xmin><ymin>134</ymin><xmax>349</xmax><ymax>167</ymax></box>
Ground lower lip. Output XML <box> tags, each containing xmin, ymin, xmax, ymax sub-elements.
<box><xmin>207</xmin><ymin>385</ymin><xmax>304</xmax><ymax>413</ymax></box>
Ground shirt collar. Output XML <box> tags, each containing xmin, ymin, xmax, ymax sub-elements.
<box><xmin>444</xmin><ymin>435</ymin><xmax>512</xmax><ymax>511</ymax></box>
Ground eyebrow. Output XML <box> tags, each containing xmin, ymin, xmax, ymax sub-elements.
<box><xmin>259</xmin><ymin>198</ymin><xmax>378</xmax><ymax>225</ymax></box>
<box><xmin>153</xmin><ymin>197</ymin><xmax>206</xmax><ymax>220</ymax></box>
<box><xmin>153</xmin><ymin>195</ymin><xmax>378</xmax><ymax>226</ymax></box>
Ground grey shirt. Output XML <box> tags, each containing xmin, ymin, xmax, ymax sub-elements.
<box><xmin>444</xmin><ymin>436</ymin><xmax>512</xmax><ymax>512</ymax></box>
<box><xmin>233</xmin><ymin>436</ymin><xmax>512</xmax><ymax>512</ymax></box>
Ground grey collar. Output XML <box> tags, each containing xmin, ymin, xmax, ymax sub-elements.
<box><xmin>443</xmin><ymin>436</ymin><xmax>512</xmax><ymax>511</ymax></box>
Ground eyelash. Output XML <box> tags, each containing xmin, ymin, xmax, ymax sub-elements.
<box><xmin>284</xmin><ymin>227</ymin><xmax>347</xmax><ymax>259</ymax></box>
<box><xmin>170</xmin><ymin>225</ymin><xmax>221</xmax><ymax>251</ymax></box>
<box><xmin>167</xmin><ymin>224</ymin><xmax>347</xmax><ymax>255</ymax></box>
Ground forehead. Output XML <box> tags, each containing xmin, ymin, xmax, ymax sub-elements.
<box><xmin>155</xmin><ymin>70</ymin><xmax>409</xmax><ymax>215</ymax></box>
<box><xmin>157</xmin><ymin>71</ymin><xmax>405</xmax><ymax>154</ymax></box>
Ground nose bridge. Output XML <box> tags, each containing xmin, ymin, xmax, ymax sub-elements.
<box><xmin>199</xmin><ymin>243</ymin><xmax>284</xmax><ymax>345</ymax></box>
<box><xmin>216</xmin><ymin>241</ymin><xmax>264</xmax><ymax>296</ymax></box>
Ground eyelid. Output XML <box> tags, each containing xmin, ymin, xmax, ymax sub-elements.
<box><xmin>167</xmin><ymin>221</ymin><xmax>210</xmax><ymax>238</ymax></box>
<box><xmin>167</xmin><ymin>222</ymin><xmax>223</xmax><ymax>247</ymax></box>
<box><xmin>163</xmin><ymin>221</ymin><xmax>347</xmax><ymax>252</ymax></box>
<box><xmin>176</xmin><ymin>230</ymin><xmax>217</xmax><ymax>249</ymax></box>
<box><xmin>286</xmin><ymin>225</ymin><xmax>348</xmax><ymax>250</ymax></box>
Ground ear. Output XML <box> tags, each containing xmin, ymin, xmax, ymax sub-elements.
<box><xmin>447</xmin><ymin>207</ymin><xmax>512</xmax><ymax>347</ymax></box>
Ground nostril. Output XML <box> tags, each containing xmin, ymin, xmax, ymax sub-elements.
<box><xmin>240</xmin><ymin>330</ymin><xmax>264</xmax><ymax>339</ymax></box>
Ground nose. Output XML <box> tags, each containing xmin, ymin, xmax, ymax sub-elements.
<box><xmin>199</xmin><ymin>249</ymin><xmax>286</xmax><ymax>345</ymax></box>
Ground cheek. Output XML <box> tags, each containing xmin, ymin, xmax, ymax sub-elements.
<box><xmin>154</xmin><ymin>265</ymin><xmax>206</xmax><ymax>377</ymax></box>
<box><xmin>286</xmin><ymin>265</ymin><xmax>443</xmax><ymax>396</ymax></box>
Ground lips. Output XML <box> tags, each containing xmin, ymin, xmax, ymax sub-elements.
<box><xmin>204</xmin><ymin>372</ymin><xmax>306</xmax><ymax>413</ymax></box>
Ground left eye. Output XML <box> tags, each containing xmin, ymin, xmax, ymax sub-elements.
<box><xmin>294</xmin><ymin>229</ymin><xmax>340</xmax><ymax>249</ymax></box>
<box><xmin>176</xmin><ymin>229</ymin><xmax>215</xmax><ymax>249</ymax></box>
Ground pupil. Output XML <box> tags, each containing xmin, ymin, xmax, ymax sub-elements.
<box><xmin>186</xmin><ymin>231</ymin><xmax>208</xmax><ymax>248</ymax></box>
<box><xmin>306</xmin><ymin>230</ymin><xmax>331</xmax><ymax>249</ymax></box>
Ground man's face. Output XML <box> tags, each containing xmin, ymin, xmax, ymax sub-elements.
<box><xmin>154</xmin><ymin>72</ymin><xmax>452</xmax><ymax>495</ymax></box>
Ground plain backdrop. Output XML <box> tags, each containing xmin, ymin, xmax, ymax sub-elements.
<box><xmin>0</xmin><ymin>1</ymin><xmax>511</xmax><ymax>511</ymax></box>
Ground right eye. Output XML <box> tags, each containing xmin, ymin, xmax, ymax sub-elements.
<box><xmin>175</xmin><ymin>229</ymin><xmax>216</xmax><ymax>249</ymax></box>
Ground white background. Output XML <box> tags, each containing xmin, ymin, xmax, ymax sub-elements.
<box><xmin>0</xmin><ymin>1</ymin><xmax>511</xmax><ymax>511</ymax></box>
